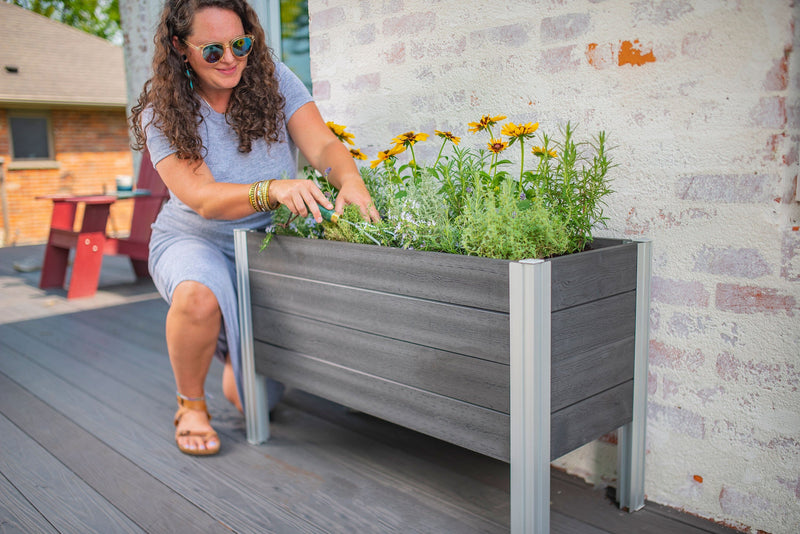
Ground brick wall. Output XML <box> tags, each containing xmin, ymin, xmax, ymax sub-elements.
<box><xmin>308</xmin><ymin>1</ymin><xmax>800</xmax><ymax>532</ymax></box>
<box><xmin>0</xmin><ymin>107</ymin><xmax>134</xmax><ymax>245</ymax></box>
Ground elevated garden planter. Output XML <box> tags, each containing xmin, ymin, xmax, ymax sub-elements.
<box><xmin>235</xmin><ymin>230</ymin><xmax>651</xmax><ymax>534</ymax></box>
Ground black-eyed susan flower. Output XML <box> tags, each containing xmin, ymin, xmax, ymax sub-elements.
<box><xmin>501</xmin><ymin>122</ymin><xmax>539</xmax><ymax>140</ymax></box>
<box><xmin>391</xmin><ymin>131</ymin><xmax>429</xmax><ymax>148</ymax></box>
<box><xmin>434</xmin><ymin>130</ymin><xmax>461</xmax><ymax>145</ymax></box>
<box><xmin>370</xmin><ymin>145</ymin><xmax>406</xmax><ymax>168</ymax></box>
<box><xmin>532</xmin><ymin>146</ymin><xmax>558</xmax><ymax>158</ymax></box>
<box><xmin>468</xmin><ymin>114</ymin><xmax>507</xmax><ymax>134</ymax></box>
<box><xmin>350</xmin><ymin>148</ymin><xmax>367</xmax><ymax>160</ymax></box>
<box><xmin>487</xmin><ymin>138</ymin><xmax>508</xmax><ymax>154</ymax></box>
<box><xmin>326</xmin><ymin>121</ymin><xmax>355</xmax><ymax>145</ymax></box>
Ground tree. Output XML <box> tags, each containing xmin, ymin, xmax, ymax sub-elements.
<box><xmin>7</xmin><ymin>0</ymin><xmax>122</xmax><ymax>44</ymax></box>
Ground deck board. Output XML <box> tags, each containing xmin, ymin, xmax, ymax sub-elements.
<box><xmin>0</xmin><ymin>244</ymin><xmax>741</xmax><ymax>534</ymax></box>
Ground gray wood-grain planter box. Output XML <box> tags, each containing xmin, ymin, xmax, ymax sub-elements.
<box><xmin>234</xmin><ymin>230</ymin><xmax>652</xmax><ymax>534</ymax></box>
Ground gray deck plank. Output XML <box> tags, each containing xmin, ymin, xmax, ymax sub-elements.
<box><xmin>0</xmin><ymin>371</ymin><xmax>231</xmax><ymax>534</ymax></box>
<box><xmin>0</xmin><ymin>471</ymin><xmax>59</xmax><ymax>534</ymax></box>
<box><xmin>0</xmin><ymin>413</ymin><xmax>144</xmax><ymax>534</ymax></box>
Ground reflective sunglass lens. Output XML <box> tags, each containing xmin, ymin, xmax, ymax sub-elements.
<box><xmin>202</xmin><ymin>44</ymin><xmax>224</xmax><ymax>63</ymax></box>
<box><xmin>232</xmin><ymin>37</ymin><xmax>253</xmax><ymax>57</ymax></box>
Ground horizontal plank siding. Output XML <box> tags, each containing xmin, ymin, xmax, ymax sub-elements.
<box><xmin>249</xmin><ymin>233</ymin><xmax>511</xmax><ymax>312</ymax></box>
<box><xmin>253</xmin><ymin>342</ymin><xmax>511</xmax><ymax>461</ymax></box>
<box><xmin>550</xmin><ymin>381</ymin><xmax>634</xmax><ymax>459</ymax></box>
<box><xmin>250</xmin><ymin>270</ymin><xmax>510</xmax><ymax>364</ymax></box>
<box><xmin>253</xmin><ymin>307</ymin><xmax>510</xmax><ymax>412</ymax></box>
<box><xmin>548</xmin><ymin>240</ymin><xmax>638</xmax><ymax>311</ymax></box>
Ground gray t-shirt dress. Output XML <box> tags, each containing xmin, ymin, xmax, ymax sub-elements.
<box><xmin>144</xmin><ymin>62</ymin><xmax>313</xmax><ymax>410</ymax></box>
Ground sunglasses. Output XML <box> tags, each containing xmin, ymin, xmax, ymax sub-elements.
<box><xmin>183</xmin><ymin>34</ymin><xmax>254</xmax><ymax>63</ymax></box>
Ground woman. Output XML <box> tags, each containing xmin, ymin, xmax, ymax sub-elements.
<box><xmin>130</xmin><ymin>0</ymin><xmax>379</xmax><ymax>456</ymax></box>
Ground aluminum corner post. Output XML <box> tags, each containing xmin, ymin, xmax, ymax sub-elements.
<box><xmin>617</xmin><ymin>238</ymin><xmax>652</xmax><ymax>512</ymax></box>
<box><xmin>234</xmin><ymin>229</ymin><xmax>270</xmax><ymax>444</ymax></box>
<box><xmin>509</xmin><ymin>259</ymin><xmax>552</xmax><ymax>534</ymax></box>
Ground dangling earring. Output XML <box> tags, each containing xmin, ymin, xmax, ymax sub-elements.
<box><xmin>182</xmin><ymin>55</ymin><xmax>194</xmax><ymax>90</ymax></box>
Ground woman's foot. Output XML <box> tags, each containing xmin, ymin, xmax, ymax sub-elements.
<box><xmin>174</xmin><ymin>396</ymin><xmax>220</xmax><ymax>455</ymax></box>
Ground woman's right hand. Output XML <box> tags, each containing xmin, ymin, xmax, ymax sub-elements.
<box><xmin>268</xmin><ymin>179</ymin><xmax>333</xmax><ymax>223</ymax></box>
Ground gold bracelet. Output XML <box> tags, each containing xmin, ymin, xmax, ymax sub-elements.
<box><xmin>255</xmin><ymin>180</ymin><xmax>267</xmax><ymax>212</ymax></box>
<box><xmin>264</xmin><ymin>179</ymin><xmax>278</xmax><ymax>210</ymax></box>
<box><xmin>248</xmin><ymin>182</ymin><xmax>260</xmax><ymax>212</ymax></box>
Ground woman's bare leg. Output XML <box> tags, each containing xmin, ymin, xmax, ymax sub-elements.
<box><xmin>222</xmin><ymin>355</ymin><xmax>243</xmax><ymax>412</ymax></box>
<box><xmin>167</xmin><ymin>280</ymin><xmax>221</xmax><ymax>452</ymax></box>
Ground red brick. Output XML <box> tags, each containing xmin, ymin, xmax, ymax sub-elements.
<box><xmin>693</xmin><ymin>246</ymin><xmax>771</xmax><ymax>279</ymax></box>
<box><xmin>649</xmin><ymin>402</ymin><xmax>705</xmax><ymax>439</ymax></box>
<box><xmin>649</xmin><ymin>340</ymin><xmax>705</xmax><ymax>372</ymax></box>
<box><xmin>469</xmin><ymin>23</ymin><xmax>530</xmax><ymax>48</ymax></box>
<box><xmin>312</xmin><ymin>80</ymin><xmax>330</xmax><ymax>101</ymax></box>
<box><xmin>311</xmin><ymin>7</ymin><xmax>346</xmax><ymax>32</ymax></box>
<box><xmin>586</xmin><ymin>42</ymin><xmax>615</xmax><ymax>69</ymax></box>
<box><xmin>539</xmin><ymin>45</ymin><xmax>580</xmax><ymax>73</ymax></box>
<box><xmin>410</xmin><ymin>35</ymin><xmax>467</xmax><ymax>60</ymax></box>
<box><xmin>632</xmin><ymin>0</ymin><xmax>694</xmax><ymax>25</ymax></box>
<box><xmin>719</xmin><ymin>486</ymin><xmax>770</xmax><ymax>517</ymax></box>
<box><xmin>676</xmin><ymin>174</ymin><xmax>775</xmax><ymax>203</ymax></box>
<box><xmin>715</xmin><ymin>283</ymin><xmax>797</xmax><ymax>316</ymax></box>
<box><xmin>344</xmin><ymin>73</ymin><xmax>381</xmax><ymax>94</ymax></box>
<box><xmin>540</xmin><ymin>13</ymin><xmax>590</xmax><ymax>42</ymax></box>
<box><xmin>716</xmin><ymin>351</ymin><xmax>800</xmax><ymax>390</ymax></box>
<box><xmin>781</xmin><ymin>227</ymin><xmax>800</xmax><ymax>281</ymax></box>
<box><xmin>651</xmin><ymin>276</ymin><xmax>710</xmax><ymax>307</ymax></box>
<box><xmin>385</xmin><ymin>42</ymin><xmax>405</xmax><ymax>65</ymax></box>
<box><xmin>383</xmin><ymin>12</ymin><xmax>437</xmax><ymax>37</ymax></box>
<box><xmin>750</xmin><ymin>96</ymin><xmax>787</xmax><ymax>129</ymax></box>
<box><xmin>352</xmin><ymin>23</ymin><xmax>375</xmax><ymax>45</ymax></box>
<box><xmin>764</xmin><ymin>51</ymin><xmax>790</xmax><ymax>91</ymax></box>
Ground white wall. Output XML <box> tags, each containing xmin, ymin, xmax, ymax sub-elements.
<box><xmin>308</xmin><ymin>1</ymin><xmax>799</xmax><ymax>533</ymax></box>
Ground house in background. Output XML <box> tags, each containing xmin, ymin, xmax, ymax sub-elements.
<box><xmin>0</xmin><ymin>2</ymin><xmax>134</xmax><ymax>246</ymax></box>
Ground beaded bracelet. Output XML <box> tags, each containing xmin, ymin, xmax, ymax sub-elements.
<box><xmin>248</xmin><ymin>179</ymin><xmax>278</xmax><ymax>212</ymax></box>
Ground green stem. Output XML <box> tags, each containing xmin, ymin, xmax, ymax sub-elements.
<box><xmin>519</xmin><ymin>138</ymin><xmax>525</xmax><ymax>197</ymax></box>
<box><xmin>408</xmin><ymin>143</ymin><xmax>418</xmax><ymax>180</ymax></box>
<box><xmin>434</xmin><ymin>139</ymin><xmax>446</xmax><ymax>167</ymax></box>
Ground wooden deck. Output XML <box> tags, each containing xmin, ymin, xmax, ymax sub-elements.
<box><xmin>0</xmin><ymin>244</ymin><xmax>740</xmax><ymax>534</ymax></box>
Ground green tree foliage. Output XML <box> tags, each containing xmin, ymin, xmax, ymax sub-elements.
<box><xmin>8</xmin><ymin>0</ymin><xmax>122</xmax><ymax>43</ymax></box>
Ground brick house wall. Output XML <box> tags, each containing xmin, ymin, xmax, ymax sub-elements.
<box><xmin>0</xmin><ymin>107</ymin><xmax>134</xmax><ymax>245</ymax></box>
<box><xmin>307</xmin><ymin>1</ymin><xmax>799</xmax><ymax>533</ymax></box>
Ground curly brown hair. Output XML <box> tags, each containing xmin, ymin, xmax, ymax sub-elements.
<box><xmin>129</xmin><ymin>0</ymin><xmax>285</xmax><ymax>161</ymax></box>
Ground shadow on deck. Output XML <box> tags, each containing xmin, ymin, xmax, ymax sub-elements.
<box><xmin>0</xmin><ymin>245</ymin><xmax>740</xmax><ymax>533</ymax></box>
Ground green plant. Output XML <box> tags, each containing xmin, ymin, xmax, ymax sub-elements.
<box><xmin>263</xmin><ymin>117</ymin><xmax>615</xmax><ymax>260</ymax></box>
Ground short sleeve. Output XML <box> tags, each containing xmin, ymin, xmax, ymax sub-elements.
<box><xmin>142</xmin><ymin>106</ymin><xmax>177</xmax><ymax>167</ymax></box>
<box><xmin>275</xmin><ymin>62</ymin><xmax>313</xmax><ymax>122</ymax></box>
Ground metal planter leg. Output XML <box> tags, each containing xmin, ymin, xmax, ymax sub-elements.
<box><xmin>509</xmin><ymin>259</ymin><xmax>552</xmax><ymax>534</ymax></box>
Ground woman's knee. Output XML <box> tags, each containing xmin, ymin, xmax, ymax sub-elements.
<box><xmin>171</xmin><ymin>281</ymin><xmax>220</xmax><ymax>323</ymax></box>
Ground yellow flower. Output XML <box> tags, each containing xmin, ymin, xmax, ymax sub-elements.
<box><xmin>487</xmin><ymin>138</ymin><xmax>508</xmax><ymax>154</ymax></box>
<box><xmin>434</xmin><ymin>130</ymin><xmax>461</xmax><ymax>145</ymax></box>
<box><xmin>370</xmin><ymin>145</ymin><xmax>406</xmax><ymax>168</ymax></box>
<box><xmin>532</xmin><ymin>146</ymin><xmax>558</xmax><ymax>158</ymax></box>
<box><xmin>500</xmin><ymin>121</ymin><xmax>539</xmax><ymax>139</ymax></box>
<box><xmin>326</xmin><ymin>121</ymin><xmax>355</xmax><ymax>145</ymax></box>
<box><xmin>391</xmin><ymin>131</ymin><xmax>429</xmax><ymax>147</ymax></box>
<box><xmin>350</xmin><ymin>148</ymin><xmax>367</xmax><ymax>160</ymax></box>
<box><xmin>468</xmin><ymin>114</ymin><xmax>507</xmax><ymax>134</ymax></box>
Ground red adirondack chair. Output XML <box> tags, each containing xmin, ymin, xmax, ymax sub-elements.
<box><xmin>39</xmin><ymin>151</ymin><xmax>169</xmax><ymax>298</ymax></box>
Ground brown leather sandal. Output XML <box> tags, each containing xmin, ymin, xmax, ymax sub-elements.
<box><xmin>174</xmin><ymin>395</ymin><xmax>220</xmax><ymax>456</ymax></box>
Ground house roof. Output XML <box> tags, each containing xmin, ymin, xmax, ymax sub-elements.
<box><xmin>0</xmin><ymin>2</ymin><xmax>126</xmax><ymax>108</ymax></box>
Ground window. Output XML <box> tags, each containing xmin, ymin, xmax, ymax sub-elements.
<box><xmin>255</xmin><ymin>0</ymin><xmax>311</xmax><ymax>91</ymax></box>
<box><xmin>279</xmin><ymin>0</ymin><xmax>311</xmax><ymax>91</ymax></box>
<box><xmin>9</xmin><ymin>113</ymin><xmax>53</xmax><ymax>160</ymax></box>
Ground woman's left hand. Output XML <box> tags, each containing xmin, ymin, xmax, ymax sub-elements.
<box><xmin>335</xmin><ymin>175</ymin><xmax>381</xmax><ymax>223</ymax></box>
